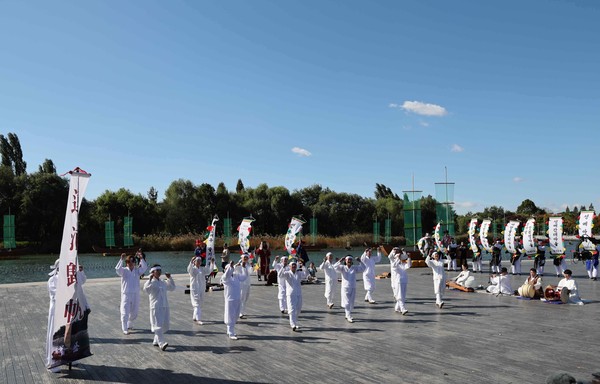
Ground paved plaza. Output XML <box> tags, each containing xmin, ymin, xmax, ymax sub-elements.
<box><xmin>1</xmin><ymin>261</ymin><xmax>599</xmax><ymax>384</ymax></box>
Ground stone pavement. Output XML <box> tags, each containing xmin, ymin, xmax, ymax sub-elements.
<box><xmin>1</xmin><ymin>260</ymin><xmax>599</xmax><ymax>384</ymax></box>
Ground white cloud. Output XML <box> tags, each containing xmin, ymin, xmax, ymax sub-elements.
<box><xmin>388</xmin><ymin>103</ymin><xmax>399</xmax><ymax>108</ymax></box>
<box><xmin>454</xmin><ymin>201</ymin><xmax>479</xmax><ymax>213</ymax></box>
<box><xmin>419</xmin><ymin>120</ymin><xmax>429</xmax><ymax>127</ymax></box>
<box><xmin>400</xmin><ymin>101</ymin><xmax>448</xmax><ymax>116</ymax></box>
<box><xmin>513</xmin><ymin>177</ymin><xmax>524</xmax><ymax>183</ymax></box>
<box><xmin>291</xmin><ymin>147</ymin><xmax>311</xmax><ymax>157</ymax></box>
<box><xmin>451</xmin><ymin>144</ymin><xmax>464</xmax><ymax>153</ymax></box>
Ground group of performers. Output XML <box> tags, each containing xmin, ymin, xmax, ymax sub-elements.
<box><xmin>47</xmin><ymin>239</ymin><xmax>590</xmax><ymax>372</ymax></box>
<box><xmin>419</xmin><ymin>231</ymin><xmax>600</xmax><ymax>283</ymax></box>
<box><xmin>417</xmin><ymin>230</ymin><xmax>590</xmax><ymax>305</ymax></box>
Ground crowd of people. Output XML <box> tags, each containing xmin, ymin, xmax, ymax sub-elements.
<box><xmin>47</xmin><ymin>238</ymin><xmax>592</xmax><ymax>372</ymax></box>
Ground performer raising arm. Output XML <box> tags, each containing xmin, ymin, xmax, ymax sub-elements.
<box><xmin>278</xmin><ymin>260</ymin><xmax>309</xmax><ymax>331</ymax></box>
<box><xmin>115</xmin><ymin>253</ymin><xmax>147</xmax><ymax>334</ymax></box>
<box><xmin>187</xmin><ymin>256</ymin><xmax>216</xmax><ymax>324</ymax></box>
<box><xmin>272</xmin><ymin>256</ymin><xmax>289</xmax><ymax>313</ymax></box>
<box><xmin>319</xmin><ymin>252</ymin><xmax>338</xmax><ymax>309</ymax></box>
<box><xmin>143</xmin><ymin>265</ymin><xmax>176</xmax><ymax>351</ymax></box>
<box><xmin>361</xmin><ymin>247</ymin><xmax>382</xmax><ymax>304</ymax></box>
<box><xmin>425</xmin><ymin>252</ymin><xmax>451</xmax><ymax>308</ymax></box>
<box><xmin>333</xmin><ymin>253</ymin><xmax>367</xmax><ymax>323</ymax></box>
<box><xmin>238</xmin><ymin>253</ymin><xmax>254</xmax><ymax>319</ymax></box>
<box><xmin>389</xmin><ymin>248</ymin><xmax>411</xmax><ymax>315</ymax></box>
<box><xmin>221</xmin><ymin>261</ymin><xmax>249</xmax><ymax>339</ymax></box>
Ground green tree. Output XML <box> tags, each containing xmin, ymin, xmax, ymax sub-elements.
<box><xmin>0</xmin><ymin>165</ymin><xmax>17</xmax><ymax>215</ymax></box>
<box><xmin>19</xmin><ymin>171</ymin><xmax>68</xmax><ymax>250</ymax></box>
<box><xmin>8</xmin><ymin>133</ymin><xmax>26</xmax><ymax>175</ymax></box>
<box><xmin>313</xmin><ymin>192</ymin><xmax>375</xmax><ymax>236</ymax></box>
<box><xmin>0</xmin><ymin>133</ymin><xmax>27</xmax><ymax>175</ymax></box>
<box><xmin>147</xmin><ymin>186</ymin><xmax>158</xmax><ymax>203</ymax></box>
<box><xmin>197</xmin><ymin>183</ymin><xmax>216</xmax><ymax>226</ymax></box>
<box><xmin>481</xmin><ymin>205</ymin><xmax>505</xmax><ymax>222</ymax></box>
<box><xmin>292</xmin><ymin>184</ymin><xmax>330</xmax><ymax>209</ymax></box>
<box><xmin>161</xmin><ymin>179</ymin><xmax>204</xmax><ymax>234</ymax></box>
<box><xmin>38</xmin><ymin>159</ymin><xmax>56</xmax><ymax>174</ymax></box>
<box><xmin>374</xmin><ymin>197</ymin><xmax>404</xmax><ymax>235</ymax></box>
<box><xmin>92</xmin><ymin>188</ymin><xmax>161</xmax><ymax>241</ymax></box>
<box><xmin>420</xmin><ymin>195</ymin><xmax>437</xmax><ymax>234</ymax></box>
<box><xmin>516</xmin><ymin>199</ymin><xmax>543</xmax><ymax>216</ymax></box>
<box><xmin>374</xmin><ymin>183</ymin><xmax>399</xmax><ymax>200</ymax></box>
<box><xmin>0</xmin><ymin>135</ymin><xmax>13</xmax><ymax>169</ymax></box>
<box><xmin>236</xmin><ymin>179</ymin><xmax>245</xmax><ymax>194</ymax></box>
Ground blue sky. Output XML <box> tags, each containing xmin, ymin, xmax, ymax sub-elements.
<box><xmin>1</xmin><ymin>1</ymin><xmax>599</xmax><ymax>214</ymax></box>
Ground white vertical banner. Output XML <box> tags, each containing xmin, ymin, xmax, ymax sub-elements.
<box><xmin>479</xmin><ymin>219</ymin><xmax>493</xmax><ymax>252</ymax></box>
<box><xmin>578</xmin><ymin>210</ymin><xmax>596</xmax><ymax>251</ymax></box>
<box><xmin>205</xmin><ymin>216</ymin><xmax>219</xmax><ymax>261</ymax></box>
<box><xmin>285</xmin><ymin>216</ymin><xmax>305</xmax><ymax>255</ymax></box>
<box><xmin>504</xmin><ymin>220</ymin><xmax>520</xmax><ymax>254</ymax></box>
<box><xmin>53</xmin><ymin>168</ymin><xmax>91</xmax><ymax>335</ymax></box>
<box><xmin>468</xmin><ymin>219</ymin><xmax>479</xmax><ymax>255</ymax></box>
<box><xmin>433</xmin><ymin>222</ymin><xmax>443</xmax><ymax>252</ymax></box>
<box><xmin>522</xmin><ymin>218</ymin><xmax>537</xmax><ymax>255</ymax></box>
<box><xmin>548</xmin><ymin>217</ymin><xmax>565</xmax><ymax>254</ymax></box>
<box><xmin>237</xmin><ymin>218</ymin><xmax>254</xmax><ymax>254</ymax></box>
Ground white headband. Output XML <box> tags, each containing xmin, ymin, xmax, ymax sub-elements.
<box><xmin>150</xmin><ymin>266</ymin><xmax>162</xmax><ymax>273</ymax></box>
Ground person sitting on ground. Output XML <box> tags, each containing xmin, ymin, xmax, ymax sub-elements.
<box><xmin>516</xmin><ymin>268</ymin><xmax>543</xmax><ymax>299</ymax></box>
<box><xmin>306</xmin><ymin>262</ymin><xmax>318</xmax><ymax>283</ymax></box>
<box><xmin>486</xmin><ymin>267</ymin><xmax>513</xmax><ymax>295</ymax></box>
<box><xmin>557</xmin><ymin>269</ymin><xmax>584</xmax><ymax>305</ymax></box>
<box><xmin>446</xmin><ymin>263</ymin><xmax>476</xmax><ymax>291</ymax></box>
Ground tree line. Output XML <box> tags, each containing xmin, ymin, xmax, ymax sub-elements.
<box><xmin>1</xmin><ymin>132</ymin><xmax>596</xmax><ymax>253</ymax></box>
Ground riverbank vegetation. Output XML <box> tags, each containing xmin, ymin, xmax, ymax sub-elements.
<box><xmin>1</xmin><ymin>132</ymin><xmax>597</xmax><ymax>253</ymax></box>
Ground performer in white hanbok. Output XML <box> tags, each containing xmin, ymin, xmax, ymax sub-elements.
<box><xmin>318</xmin><ymin>252</ymin><xmax>337</xmax><ymax>309</ymax></box>
<box><xmin>76</xmin><ymin>264</ymin><xmax>90</xmax><ymax>312</ymax></box>
<box><xmin>115</xmin><ymin>253</ymin><xmax>148</xmax><ymax>334</ymax></box>
<box><xmin>361</xmin><ymin>247</ymin><xmax>382</xmax><ymax>304</ymax></box>
<box><xmin>272</xmin><ymin>256</ymin><xmax>289</xmax><ymax>313</ymax></box>
<box><xmin>239</xmin><ymin>253</ymin><xmax>253</xmax><ymax>318</ymax></box>
<box><xmin>446</xmin><ymin>263</ymin><xmax>476</xmax><ymax>291</ymax></box>
<box><xmin>333</xmin><ymin>254</ymin><xmax>366</xmax><ymax>322</ymax></box>
<box><xmin>143</xmin><ymin>265</ymin><xmax>175</xmax><ymax>351</ymax></box>
<box><xmin>187</xmin><ymin>256</ymin><xmax>216</xmax><ymax>324</ymax></box>
<box><xmin>557</xmin><ymin>269</ymin><xmax>584</xmax><ymax>305</ymax></box>
<box><xmin>486</xmin><ymin>267</ymin><xmax>513</xmax><ymax>295</ymax></box>
<box><xmin>387</xmin><ymin>248</ymin><xmax>402</xmax><ymax>299</ymax></box>
<box><xmin>221</xmin><ymin>261</ymin><xmax>249</xmax><ymax>339</ymax></box>
<box><xmin>278</xmin><ymin>260</ymin><xmax>309</xmax><ymax>331</ymax></box>
<box><xmin>46</xmin><ymin>259</ymin><xmax>60</xmax><ymax>372</ymax></box>
<box><xmin>425</xmin><ymin>252</ymin><xmax>450</xmax><ymax>308</ymax></box>
<box><xmin>389</xmin><ymin>248</ymin><xmax>411</xmax><ymax>314</ymax></box>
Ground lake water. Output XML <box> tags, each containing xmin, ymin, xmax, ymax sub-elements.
<box><xmin>0</xmin><ymin>242</ymin><xmax>585</xmax><ymax>284</ymax></box>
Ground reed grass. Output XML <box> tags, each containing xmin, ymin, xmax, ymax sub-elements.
<box><xmin>136</xmin><ymin>233</ymin><xmax>410</xmax><ymax>251</ymax></box>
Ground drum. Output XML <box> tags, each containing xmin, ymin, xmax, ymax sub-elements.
<box><xmin>518</xmin><ymin>283</ymin><xmax>536</xmax><ymax>298</ymax></box>
<box><xmin>544</xmin><ymin>285</ymin><xmax>562</xmax><ymax>301</ymax></box>
<box><xmin>560</xmin><ymin>287</ymin><xmax>570</xmax><ymax>304</ymax></box>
